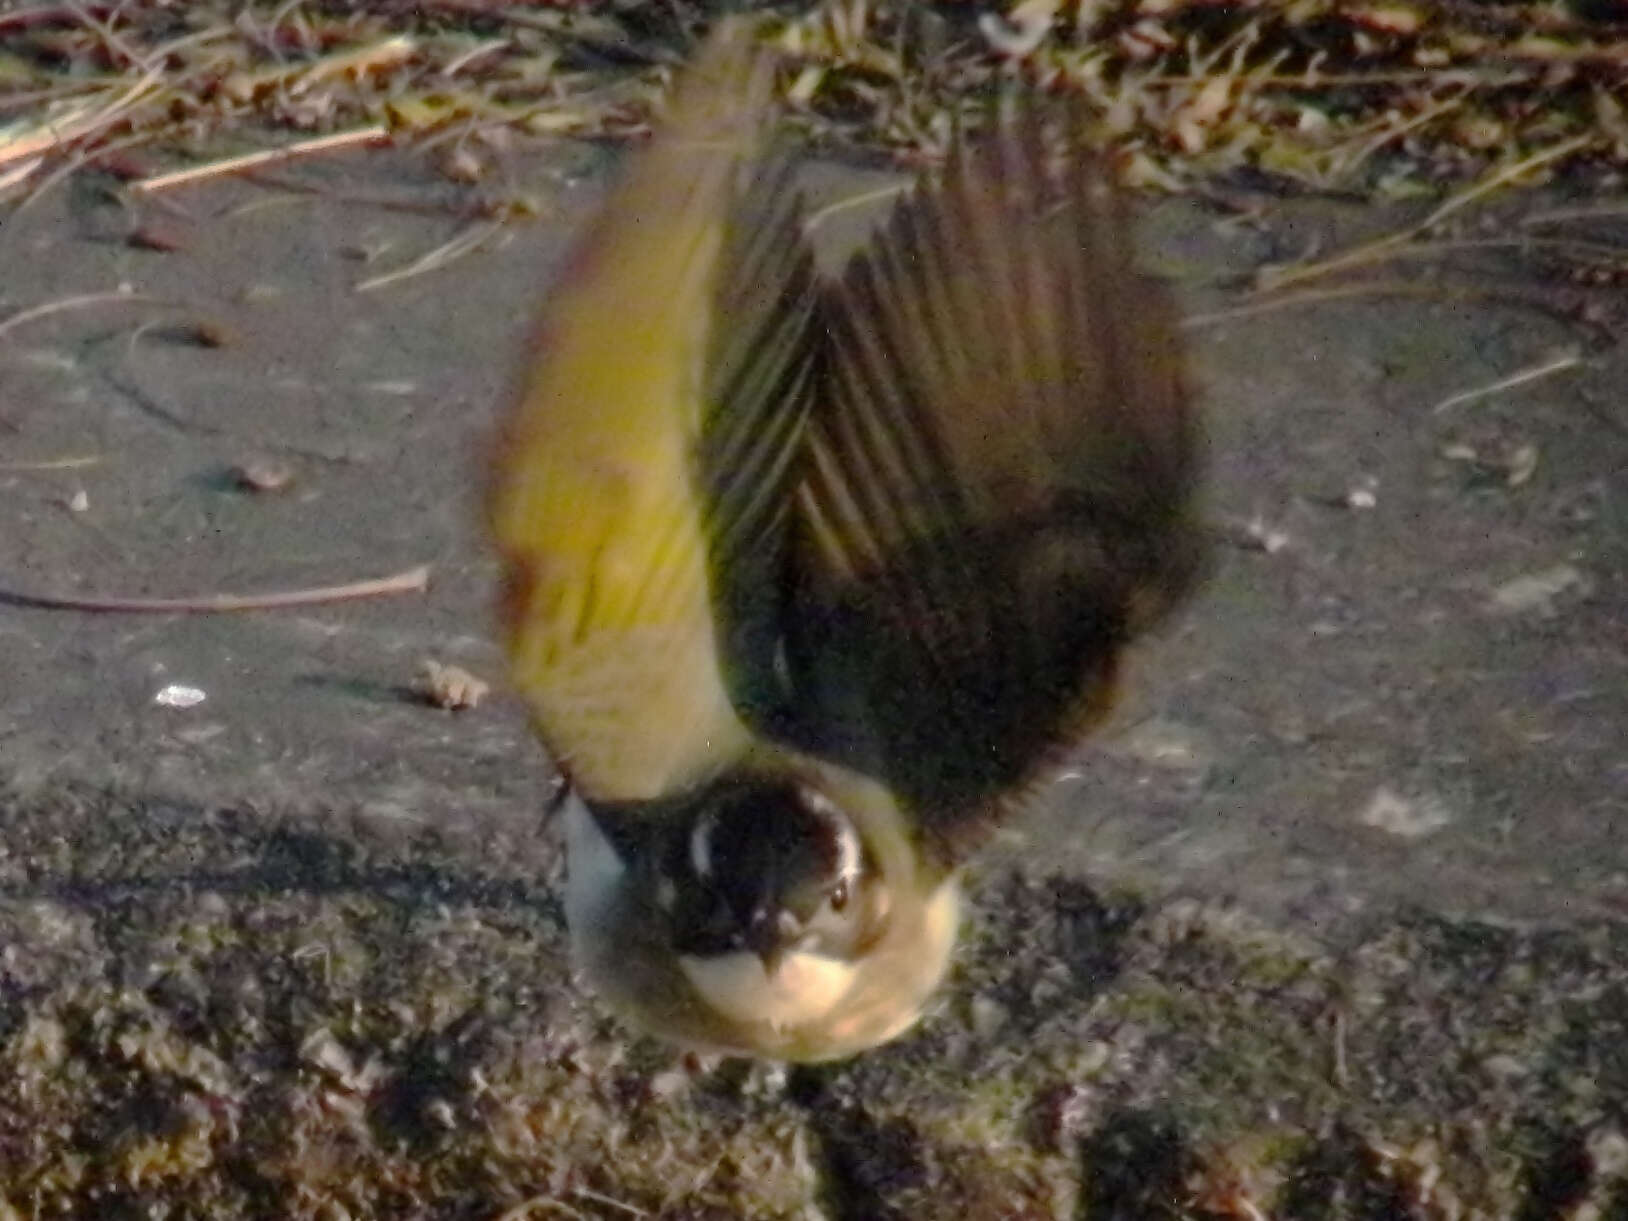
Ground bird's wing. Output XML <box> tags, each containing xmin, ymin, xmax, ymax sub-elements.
<box><xmin>696</xmin><ymin>147</ymin><xmax>819</xmax><ymax>737</ymax></box>
<box><xmin>489</xmin><ymin>19</ymin><xmax>812</xmax><ymax>802</ymax></box>
<box><xmin>789</xmin><ymin>102</ymin><xmax>1206</xmax><ymax>858</ymax></box>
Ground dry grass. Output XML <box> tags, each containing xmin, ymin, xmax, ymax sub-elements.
<box><xmin>2</xmin><ymin>0</ymin><xmax>1626</xmax><ymax>206</ymax></box>
<box><xmin>7</xmin><ymin>0</ymin><xmax>1628</xmax><ymax>299</ymax></box>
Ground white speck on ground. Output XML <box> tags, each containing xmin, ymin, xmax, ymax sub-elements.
<box><xmin>1357</xmin><ymin>786</ymin><xmax>1453</xmax><ymax>838</ymax></box>
<box><xmin>1489</xmin><ymin>563</ymin><xmax>1591</xmax><ymax>615</ymax></box>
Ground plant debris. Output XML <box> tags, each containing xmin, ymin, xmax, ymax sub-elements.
<box><xmin>418</xmin><ymin>659</ymin><xmax>490</xmax><ymax>711</ymax></box>
<box><xmin>2</xmin><ymin>0</ymin><xmax>1626</xmax><ymax>208</ymax></box>
<box><xmin>0</xmin><ymin>563</ymin><xmax>430</xmax><ymax>613</ymax></box>
<box><xmin>229</xmin><ymin>455</ymin><xmax>295</xmax><ymax>492</ymax></box>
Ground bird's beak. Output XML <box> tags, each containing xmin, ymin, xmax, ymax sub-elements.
<box><xmin>757</xmin><ymin>946</ymin><xmax>786</xmax><ymax>975</ymax></box>
<box><xmin>745</xmin><ymin>909</ymin><xmax>791</xmax><ymax>975</ymax></box>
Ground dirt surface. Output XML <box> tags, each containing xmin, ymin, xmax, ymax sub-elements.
<box><xmin>0</xmin><ymin>136</ymin><xmax>1625</xmax><ymax>1217</ymax></box>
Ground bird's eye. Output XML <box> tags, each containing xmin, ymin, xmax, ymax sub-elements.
<box><xmin>830</xmin><ymin>880</ymin><xmax>849</xmax><ymax>912</ymax></box>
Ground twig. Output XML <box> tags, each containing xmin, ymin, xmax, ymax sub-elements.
<box><xmin>0</xmin><ymin>564</ymin><xmax>430</xmax><ymax>613</ymax></box>
<box><xmin>130</xmin><ymin>125</ymin><xmax>391</xmax><ymax>194</ymax></box>
<box><xmin>1430</xmin><ymin>349</ymin><xmax>1583</xmax><ymax>415</ymax></box>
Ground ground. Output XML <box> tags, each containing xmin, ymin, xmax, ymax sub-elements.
<box><xmin>1</xmin><ymin>5</ymin><xmax>1627</xmax><ymax>1217</ymax></box>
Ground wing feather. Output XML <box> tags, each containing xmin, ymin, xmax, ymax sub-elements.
<box><xmin>789</xmin><ymin>100</ymin><xmax>1205</xmax><ymax>852</ymax></box>
<box><xmin>490</xmin><ymin>20</ymin><xmax>811</xmax><ymax>800</ymax></box>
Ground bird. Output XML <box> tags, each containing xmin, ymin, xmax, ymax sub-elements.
<box><xmin>487</xmin><ymin>16</ymin><xmax>1204</xmax><ymax>1062</ymax></box>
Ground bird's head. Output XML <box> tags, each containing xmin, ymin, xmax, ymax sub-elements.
<box><xmin>563</xmin><ymin>757</ymin><xmax>959</xmax><ymax>1061</ymax></box>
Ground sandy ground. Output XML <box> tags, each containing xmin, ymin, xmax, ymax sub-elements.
<box><xmin>0</xmin><ymin>137</ymin><xmax>1624</xmax><ymax>1216</ymax></box>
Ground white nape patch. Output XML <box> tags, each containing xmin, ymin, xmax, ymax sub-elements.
<box><xmin>800</xmin><ymin>785</ymin><xmax>859</xmax><ymax>880</ymax></box>
<box><xmin>689</xmin><ymin>809</ymin><xmax>716</xmax><ymax>880</ymax></box>
<box><xmin>832</xmin><ymin>816</ymin><xmax>859</xmax><ymax>881</ymax></box>
<box><xmin>563</xmin><ymin>795</ymin><xmax>628</xmax><ymax>930</ymax></box>
<box><xmin>679</xmin><ymin>951</ymin><xmax>856</xmax><ymax>1028</ymax></box>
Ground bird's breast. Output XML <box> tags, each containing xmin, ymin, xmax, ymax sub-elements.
<box><xmin>677</xmin><ymin>951</ymin><xmax>856</xmax><ymax>1029</ymax></box>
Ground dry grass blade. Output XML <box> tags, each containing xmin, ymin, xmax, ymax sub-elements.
<box><xmin>1256</xmin><ymin>134</ymin><xmax>1598</xmax><ymax>293</ymax></box>
<box><xmin>1</xmin><ymin>1</ymin><xmax>1623</xmax><ymax>200</ymax></box>
<box><xmin>0</xmin><ymin>455</ymin><xmax>104</xmax><ymax>471</ymax></box>
<box><xmin>1182</xmin><ymin>281</ymin><xmax>1455</xmax><ymax>330</ymax></box>
<box><xmin>218</xmin><ymin>33</ymin><xmax>417</xmax><ymax>101</ymax></box>
<box><xmin>0</xmin><ymin>564</ymin><xmax>431</xmax><ymax>613</ymax></box>
<box><xmin>0</xmin><ymin>290</ymin><xmax>171</xmax><ymax>340</ymax></box>
<box><xmin>129</xmin><ymin>125</ymin><xmax>389</xmax><ymax>194</ymax></box>
<box><xmin>353</xmin><ymin>218</ymin><xmax>504</xmax><ymax>292</ymax></box>
<box><xmin>9</xmin><ymin>25</ymin><xmax>231</xmax><ymax>168</ymax></box>
<box><xmin>1430</xmin><ymin>349</ymin><xmax>1584</xmax><ymax>415</ymax></box>
<box><xmin>804</xmin><ymin>181</ymin><xmax>911</xmax><ymax>237</ymax></box>
<box><xmin>0</xmin><ymin>155</ymin><xmax>46</xmax><ymax>194</ymax></box>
